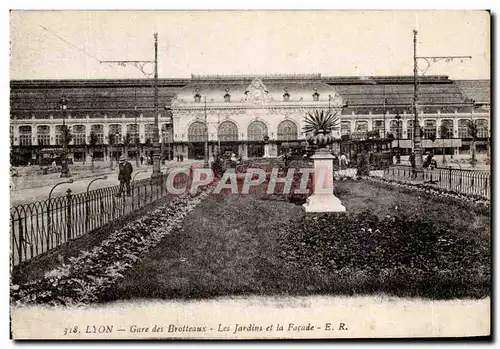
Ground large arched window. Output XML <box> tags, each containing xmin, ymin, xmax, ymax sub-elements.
<box><xmin>91</xmin><ymin>124</ymin><xmax>104</xmax><ymax>144</ymax></box>
<box><xmin>355</xmin><ymin>120</ymin><xmax>368</xmax><ymax>133</ymax></box>
<box><xmin>389</xmin><ymin>120</ymin><xmax>402</xmax><ymax>139</ymax></box>
<box><xmin>144</xmin><ymin>124</ymin><xmax>155</xmax><ymax>143</ymax></box>
<box><xmin>127</xmin><ymin>124</ymin><xmax>139</xmax><ymax>144</ymax></box>
<box><xmin>440</xmin><ymin>119</ymin><xmax>453</xmax><ymax>139</ymax></box>
<box><xmin>277</xmin><ymin>120</ymin><xmax>298</xmax><ymax>141</ymax></box>
<box><xmin>19</xmin><ymin>126</ymin><xmax>32</xmax><ymax>146</ymax></box>
<box><xmin>73</xmin><ymin>125</ymin><xmax>86</xmax><ymax>145</ymax></box>
<box><xmin>407</xmin><ymin>120</ymin><xmax>414</xmax><ymax>140</ymax></box>
<box><xmin>188</xmin><ymin>122</ymin><xmax>206</xmax><ymax>142</ymax></box>
<box><xmin>373</xmin><ymin>120</ymin><xmax>385</xmax><ymax>138</ymax></box>
<box><xmin>423</xmin><ymin>120</ymin><xmax>436</xmax><ymax>139</ymax></box>
<box><xmin>341</xmin><ymin>121</ymin><xmax>351</xmax><ymax>136</ymax></box>
<box><xmin>247</xmin><ymin>120</ymin><xmax>268</xmax><ymax>141</ymax></box>
<box><xmin>218</xmin><ymin>121</ymin><xmax>239</xmax><ymax>141</ymax></box>
<box><xmin>108</xmin><ymin>124</ymin><xmax>122</xmax><ymax>144</ymax></box>
<box><xmin>458</xmin><ymin>119</ymin><xmax>469</xmax><ymax>139</ymax></box>
<box><xmin>476</xmin><ymin>119</ymin><xmax>489</xmax><ymax>138</ymax></box>
<box><xmin>37</xmin><ymin>125</ymin><xmax>50</xmax><ymax>146</ymax></box>
<box><xmin>162</xmin><ymin>123</ymin><xmax>173</xmax><ymax>143</ymax></box>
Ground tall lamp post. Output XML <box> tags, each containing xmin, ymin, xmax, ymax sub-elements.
<box><xmin>60</xmin><ymin>96</ymin><xmax>71</xmax><ymax>178</ymax></box>
<box><xmin>412</xmin><ymin>29</ymin><xmax>471</xmax><ymax>169</ymax></box>
<box><xmin>100</xmin><ymin>32</ymin><xmax>161</xmax><ymax>180</ymax></box>
<box><xmin>164</xmin><ymin>105</ymin><xmax>173</xmax><ymax>161</ymax></box>
<box><xmin>134</xmin><ymin>88</ymin><xmax>140</xmax><ymax>168</ymax></box>
<box><xmin>395</xmin><ymin>113</ymin><xmax>402</xmax><ymax>163</ymax></box>
<box><xmin>204</xmin><ymin>96</ymin><xmax>209</xmax><ymax>167</ymax></box>
<box><xmin>151</xmin><ymin>33</ymin><xmax>161</xmax><ymax>179</ymax></box>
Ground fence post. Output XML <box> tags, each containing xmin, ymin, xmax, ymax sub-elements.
<box><xmin>448</xmin><ymin>166</ymin><xmax>452</xmax><ymax>190</ymax></box>
<box><xmin>85</xmin><ymin>193</ymin><xmax>89</xmax><ymax>234</ymax></box>
<box><xmin>18</xmin><ymin>217</ymin><xmax>23</xmax><ymax>267</ymax></box>
<box><xmin>66</xmin><ymin>188</ymin><xmax>72</xmax><ymax>242</ymax></box>
<box><xmin>485</xmin><ymin>176</ymin><xmax>489</xmax><ymax>198</ymax></box>
<box><xmin>470</xmin><ymin>175</ymin><xmax>475</xmax><ymax>195</ymax></box>
<box><xmin>47</xmin><ymin>201</ymin><xmax>52</xmax><ymax>250</ymax></box>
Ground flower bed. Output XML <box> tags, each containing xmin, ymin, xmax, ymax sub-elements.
<box><xmin>366</xmin><ymin>175</ymin><xmax>490</xmax><ymax>215</ymax></box>
<box><xmin>279</xmin><ymin>212</ymin><xmax>490</xmax><ymax>299</ymax></box>
<box><xmin>10</xmin><ymin>187</ymin><xmax>213</xmax><ymax>306</ymax></box>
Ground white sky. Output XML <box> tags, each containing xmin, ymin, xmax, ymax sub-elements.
<box><xmin>9</xmin><ymin>10</ymin><xmax>490</xmax><ymax>80</ymax></box>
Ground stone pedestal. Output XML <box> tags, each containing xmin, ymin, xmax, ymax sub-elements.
<box><xmin>303</xmin><ymin>149</ymin><xmax>346</xmax><ymax>213</ymax></box>
<box><xmin>263</xmin><ymin>144</ymin><xmax>270</xmax><ymax>158</ymax></box>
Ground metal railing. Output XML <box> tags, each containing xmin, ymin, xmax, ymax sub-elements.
<box><xmin>383</xmin><ymin>165</ymin><xmax>490</xmax><ymax>199</ymax></box>
<box><xmin>10</xmin><ymin>171</ymin><xmax>191</xmax><ymax>268</ymax></box>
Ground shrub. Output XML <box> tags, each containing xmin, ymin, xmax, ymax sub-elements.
<box><xmin>278</xmin><ymin>211</ymin><xmax>490</xmax><ymax>299</ymax></box>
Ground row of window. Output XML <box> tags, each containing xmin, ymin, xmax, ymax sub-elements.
<box><xmin>187</xmin><ymin>120</ymin><xmax>298</xmax><ymax>142</ymax></box>
<box><xmin>12</xmin><ymin>118</ymin><xmax>490</xmax><ymax>146</ymax></box>
<box><xmin>15</xmin><ymin>123</ymin><xmax>173</xmax><ymax>146</ymax></box>
<box><xmin>340</xmin><ymin>119</ymin><xmax>489</xmax><ymax>139</ymax></box>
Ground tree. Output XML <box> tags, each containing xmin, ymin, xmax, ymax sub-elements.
<box><xmin>61</xmin><ymin>125</ymin><xmax>73</xmax><ymax>148</ymax></box>
<box><xmin>123</xmin><ymin>133</ymin><xmax>131</xmax><ymax>160</ymax></box>
<box><xmin>467</xmin><ymin>120</ymin><xmax>478</xmax><ymax>167</ymax></box>
<box><xmin>108</xmin><ymin>131</ymin><xmax>116</xmax><ymax>169</ymax></box>
<box><xmin>135</xmin><ymin>131</ymin><xmax>140</xmax><ymax>167</ymax></box>
<box><xmin>89</xmin><ymin>131</ymin><xmax>99</xmax><ymax>171</ymax></box>
<box><xmin>439</xmin><ymin>124</ymin><xmax>449</xmax><ymax>165</ymax></box>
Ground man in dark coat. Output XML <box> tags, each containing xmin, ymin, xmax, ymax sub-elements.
<box><xmin>116</xmin><ymin>156</ymin><xmax>133</xmax><ymax>197</ymax></box>
<box><xmin>409</xmin><ymin>152</ymin><xmax>416</xmax><ymax>179</ymax></box>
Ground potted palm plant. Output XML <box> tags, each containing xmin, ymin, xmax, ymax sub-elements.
<box><xmin>304</xmin><ymin>109</ymin><xmax>339</xmax><ymax>152</ymax></box>
<box><xmin>302</xmin><ymin>109</ymin><xmax>345</xmax><ymax>213</ymax></box>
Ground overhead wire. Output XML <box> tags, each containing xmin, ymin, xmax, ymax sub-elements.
<box><xmin>38</xmin><ymin>25</ymin><xmax>102</xmax><ymax>63</ymax></box>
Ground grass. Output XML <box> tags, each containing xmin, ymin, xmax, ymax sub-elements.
<box><xmin>102</xmin><ymin>180</ymin><xmax>490</xmax><ymax>302</ymax></box>
<box><xmin>12</xmin><ymin>195</ymin><xmax>174</xmax><ymax>285</ymax></box>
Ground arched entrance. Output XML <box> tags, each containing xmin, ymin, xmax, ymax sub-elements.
<box><xmin>187</xmin><ymin>121</ymin><xmax>206</xmax><ymax>160</ymax></box>
<box><xmin>217</xmin><ymin>120</ymin><xmax>239</xmax><ymax>156</ymax></box>
<box><xmin>247</xmin><ymin>120</ymin><xmax>268</xmax><ymax>158</ymax></box>
<box><xmin>277</xmin><ymin>120</ymin><xmax>298</xmax><ymax>154</ymax></box>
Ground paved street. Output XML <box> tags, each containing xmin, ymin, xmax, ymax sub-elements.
<box><xmin>10</xmin><ymin>161</ymin><xmax>201</xmax><ymax>206</ymax></box>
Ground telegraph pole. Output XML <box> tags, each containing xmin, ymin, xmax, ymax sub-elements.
<box><xmin>100</xmin><ymin>33</ymin><xmax>161</xmax><ymax>179</ymax></box>
<box><xmin>413</xmin><ymin>30</ymin><xmax>423</xmax><ymax>168</ymax></box>
<box><xmin>204</xmin><ymin>96</ymin><xmax>209</xmax><ymax>167</ymax></box>
<box><xmin>134</xmin><ymin>88</ymin><xmax>140</xmax><ymax>168</ymax></box>
<box><xmin>412</xmin><ymin>29</ymin><xmax>471</xmax><ymax>169</ymax></box>
<box><xmin>151</xmin><ymin>33</ymin><xmax>161</xmax><ymax>178</ymax></box>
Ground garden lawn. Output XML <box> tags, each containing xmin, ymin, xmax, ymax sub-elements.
<box><xmin>103</xmin><ymin>179</ymin><xmax>490</xmax><ymax>302</ymax></box>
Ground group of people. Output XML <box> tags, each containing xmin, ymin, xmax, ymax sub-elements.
<box><xmin>409</xmin><ymin>151</ymin><xmax>438</xmax><ymax>179</ymax></box>
<box><xmin>139</xmin><ymin>155</ymin><xmax>154</xmax><ymax>166</ymax></box>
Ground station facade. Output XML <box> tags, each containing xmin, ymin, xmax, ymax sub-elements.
<box><xmin>10</xmin><ymin>74</ymin><xmax>490</xmax><ymax>164</ymax></box>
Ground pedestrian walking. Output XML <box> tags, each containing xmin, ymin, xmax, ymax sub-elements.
<box><xmin>140</xmin><ymin>155</ymin><xmax>144</xmax><ymax>165</ymax></box>
<box><xmin>409</xmin><ymin>151</ymin><xmax>416</xmax><ymax>179</ymax></box>
<box><xmin>340</xmin><ymin>153</ymin><xmax>347</xmax><ymax>169</ymax></box>
<box><xmin>116</xmin><ymin>156</ymin><xmax>133</xmax><ymax>197</ymax></box>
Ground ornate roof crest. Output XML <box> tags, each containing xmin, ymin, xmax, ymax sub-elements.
<box><xmin>244</xmin><ymin>78</ymin><xmax>270</xmax><ymax>104</ymax></box>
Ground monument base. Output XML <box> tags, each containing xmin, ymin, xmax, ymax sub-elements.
<box><xmin>303</xmin><ymin>194</ymin><xmax>346</xmax><ymax>213</ymax></box>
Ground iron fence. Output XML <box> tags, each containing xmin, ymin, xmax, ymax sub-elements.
<box><xmin>10</xmin><ymin>171</ymin><xmax>191</xmax><ymax>268</ymax></box>
<box><xmin>383</xmin><ymin>165</ymin><xmax>490</xmax><ymax>199</ymax></box>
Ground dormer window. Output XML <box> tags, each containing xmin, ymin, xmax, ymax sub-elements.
<box><xmin>283</xmin><ymin>87</ymin><xmax>290</xmax><ymax>102</ymax></box>
<box><xmin>313</xmin><ymin>88</ymin><xmax>320</xmax><ymax>101</ymax></box>
<box><xmin>194</xmin><ymin>88</ymin><xmax>201</xmax><ymax>103</ymax></box>
<box><xmin>224</xmin><ymin>88</ymin><xmax>231</xmax><ymax>102</ymax></box>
